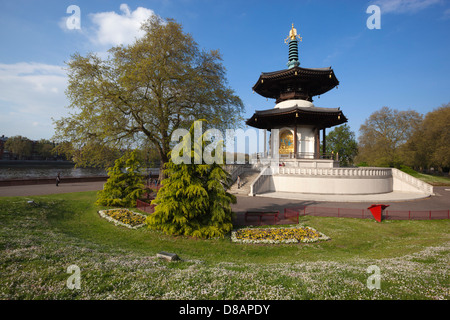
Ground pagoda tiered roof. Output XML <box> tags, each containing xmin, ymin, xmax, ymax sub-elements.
<box><xmin>252</xmin><ymin>66</ymin><xmax>339</xmax><ymax>103</ymax></box>
<box><xmin>246</xmin><ymin>24</ymin><xmax>347</xmax><ymax>131</ymax></box>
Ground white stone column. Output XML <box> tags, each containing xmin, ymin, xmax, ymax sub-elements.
<box><xmin>272</xmin><ymin>129</ymin><xmax>280</xmax><ymax>167</ymax></box>
<box><xmin>264</xmin><ymin>129</ymin><xmax>267</xmax><ymax>157</ymax></box>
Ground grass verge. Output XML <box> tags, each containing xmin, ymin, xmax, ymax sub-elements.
<box><xmin>0</xmin><ymin>192</ymin><xmax>449</xmax><ymax>299</ymax></box>
<box><xmin>400</xmin><ymin>166</ymin><xmax>450</xmax><ymax>186</ymax></box>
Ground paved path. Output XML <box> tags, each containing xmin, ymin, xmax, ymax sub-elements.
<box><xmin>1</xmin><ymin>181</ymin><xmax>449</xmax><ymax>213</ymax></box>
<box><xmin>232</xmin><ymin>186</ymin><xmax>450</xmax><ymax>213</ymax></box>
<box><xmin>0</xmin><ymin>181</ymin><xmax>105</xmax><ymax>197</ymax></box>
<box><xmin>231</xmin><ymin>187</ymin><xmax>450</xmax><ymax>212</ymax></box>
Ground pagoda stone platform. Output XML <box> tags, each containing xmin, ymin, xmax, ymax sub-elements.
<box><xmin>246</xmin><ymin>165</ymin><xmax>434</xmax><ymax>198</ymax></box>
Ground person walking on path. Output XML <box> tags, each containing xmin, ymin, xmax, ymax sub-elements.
<box><xmin>56</xmin><ymin>173</ymin><xmax>61</xmax><ymax>187</ymax></box>
<box><xmin>237</xmin><ymin>175</ymin><xmax>241</xmax><ymax>189</ymax></box>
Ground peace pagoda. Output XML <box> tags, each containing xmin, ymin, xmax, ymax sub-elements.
<box><xmin>246</xmin><ymin>24</ymin><xmax>347</xmax><ymax>168</ymax></box>
<box><xmin>240</xmin><ymin>24</ymin><xmax>433</xmax><ymax>199</ymax></box>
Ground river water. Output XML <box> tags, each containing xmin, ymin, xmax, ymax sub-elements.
<box><xmin>0</xmin><ymin>166</ymin><xmax>107</xmax><ymax>180</ymax></box>
<box><xmin>0</xmin><ymin>164</ymin><xmax>160</xmax><ymax>180</ymax></box>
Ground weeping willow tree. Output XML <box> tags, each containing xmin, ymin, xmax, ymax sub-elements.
<box><xmin>146</xmin><ymin>121</ymin><xmax>236</xmax><ymax>239</ymax></box>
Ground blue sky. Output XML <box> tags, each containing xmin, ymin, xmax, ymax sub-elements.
<box><xmin>0</xmin><ymin>0</ymin><xmax>449</xmax><ymax>144</ymax></box>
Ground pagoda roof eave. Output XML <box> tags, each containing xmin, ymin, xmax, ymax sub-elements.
<box><xmin>258</xmin><ymin>66</ymin><xmax>334</xmax><ymax>78</ymax></box>
<box><xmin>252</xmin><ymin>66</ymin><xmax>339</xmax><ymax>100</ymax></box>
<box><xmin>245</xmin><ymin>105</ymin><xmax>347</xmax><ymax>130</ymax></box>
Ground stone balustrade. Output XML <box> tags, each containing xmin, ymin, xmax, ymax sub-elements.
<box><xmin>249</xmin><ymin>166</ymin><xmax>270</xmax><ymax>196</ymax></box>
<box><xmin>248</xmin><ymin>165</ymin><xmax>434</xmax><ymax>196</ymax></box>
<box><xmin>391</xmin><ymin>168</ymin><xmax>434</xmax><ymax>195</ymax></box>
<box><xmin>277</xmin><ymin>166</ymin><xmax>392</xmax><ymax>178</ymax></box>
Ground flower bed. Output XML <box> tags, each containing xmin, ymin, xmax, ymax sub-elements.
<box><xmin>98</xmin><ymin>209</ymin><xmax>147</xmax><ymax>229</ymax></box>
<box><xmin>231</xmin><ymin>226</ymin><xmax>330</xmax><ymax>244</ymax></box>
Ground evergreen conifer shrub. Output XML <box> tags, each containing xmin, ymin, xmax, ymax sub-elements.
<box><xmin>146</xmin><ymin>121</ymin><xmax>236</xmax><ymax>239</ymax></box>
<box><xmin>96</xmin><ymin>151</ymin><xmax>145</xmax><ymax>207</ymax></box>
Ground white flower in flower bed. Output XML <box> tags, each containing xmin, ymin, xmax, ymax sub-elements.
<box><xmin>231</xmin><ymin>225</ymin><xmax>330</xmax><ymax>244</ymax></box>
<box><xmin>98</xmin><ymin>209</ymin><xmax>147</xmax><ymax>229</ymax></box>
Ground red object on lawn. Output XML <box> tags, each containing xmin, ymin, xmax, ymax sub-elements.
<box><xmin>367</xmin><ymin>204</ymin><xmax>390</xmax><ymax>222</ymax></box>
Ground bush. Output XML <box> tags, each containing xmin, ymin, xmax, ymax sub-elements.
<box><xmin>145</xmin><ymin>121</ymin><xmax>236</xmax><ymax>239</ymax></box>
<box><xmin>356</xmin><ymin>162</ymin><xmax>369</xmax><ymax>167</ymax></box>
<box><xmin>96</xmin><ymin>151</ymin><xmax>145</xmax><ymax>207</ymax></box>
<box><xmin>399</xmin><ymin>165</ymin><xmax>418</xmax><ymax>175</ymax></box>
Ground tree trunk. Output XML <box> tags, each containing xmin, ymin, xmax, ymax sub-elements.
<box><xmin>158</xmin><ymin>149</ymin><xmax>169</xmax><ymax>182</ymax></box>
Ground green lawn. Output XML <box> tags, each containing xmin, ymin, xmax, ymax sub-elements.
<box><xmin>400</xmin><ymin>166</ymin><xmax>450</xmax><ymax>186</ymax></box>
<box><xmin>1</xmin><ymin>191</ymin><xmax>449</xmax><ymax>299</ymax></box>
<box><xmin>413</xmin><ymin>172</ymin><xmax>450</xmax><ymax>186</ymax></box>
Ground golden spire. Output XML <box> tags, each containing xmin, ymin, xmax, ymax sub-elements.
<box><xmin>284</xmin><ymin>23</ymin><xmax>302</xmax><ymax>44</ymax></box>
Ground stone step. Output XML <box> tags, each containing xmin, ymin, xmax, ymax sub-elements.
<box><xmin>229</xmin><ymin>170</ymin><xmax>260</xmax><ymax>195</ymax></box>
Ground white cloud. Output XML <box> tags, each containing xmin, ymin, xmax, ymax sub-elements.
<box><xmin>89</xmin><ymin>4</ymin><xmax>155</xmax><ymax>47</ymax></box>
<box><xmin>373</xmin><ymin>0</ymin><xmax>443</xmax><ymax>14</ymax></box>
<box><xmin>0</xmin><ymin>62</ymin><xmax>68</xmax><ymax>139</ymax></box>
<box><xmin>5</xmin><ymin>4</ymin><xmax>156</xmax><ymax>139</ymax></box>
